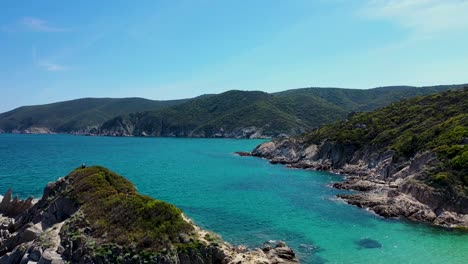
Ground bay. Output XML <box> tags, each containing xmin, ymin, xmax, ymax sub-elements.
<box><xmin>0</xmin><ymin>134</ymin><xmax>467</xmax><ymax>263</ymax></box>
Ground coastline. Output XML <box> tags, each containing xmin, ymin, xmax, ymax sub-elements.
<box><xmin>247</xmin><ymin>139</ymin><xmax>468</xmax><ymax>229</ymax></box>
<box><xmin>0</xmin><ymin>170</ymin><xmax>299</xmax><ymax>264</ymax></box>
<box><xmin>0</xmin><ymin>131</ymin><xmax>274</xmax><ymax>139</ymax></box>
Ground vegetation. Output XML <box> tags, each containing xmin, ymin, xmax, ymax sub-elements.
<box><xmin>1</xmin><ymin>84</ymin><xmax>464</xmax><ymax>136</ymax></box>
<box><xmin>101</xmin><ymin>84</ymin><xmax>464</xmax><ymax>137</ymax></box>
<box><xmin>302</xmin><ymin>88</ymin><xmax>468</xmax><ymax>189</ymax></box>
<box><xmin>0</xmin><ymin>97</ymin><xmax>189</xmax><ymax>133</ymax></box>
<box><xmin>65</xmin><ymin>166</ymin><xmax>193</xmax><ymax>251</ymax></box>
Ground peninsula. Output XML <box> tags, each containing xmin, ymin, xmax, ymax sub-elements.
<box><xmin>251</xmin><ymin>89</ymin><xmax>468</xmax><ymax>228</ymax></box>
<box><xmin>0</xmin><ymin>166</ymin><xmax>298</xmax><ymax>264</ymax></box>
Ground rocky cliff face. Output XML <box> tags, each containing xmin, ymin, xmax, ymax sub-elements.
<box><xmin>0</xmin><ymin>167</ymin><xmax>298</xmax><ymax>264</ymax></box>
<box><xmin>252</xmin><ymin>139</ymin><xmax>468</xmax><ymax>228</ymax></box>
<box><xmin>98</xmin><ymin>117</ymin><xmax>274</xmax><ymax>139</ymax></box>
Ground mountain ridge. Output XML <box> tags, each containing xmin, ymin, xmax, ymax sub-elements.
<box><xmin>97</xmin><ymin>84</ymin><xmax>466</xmax><ymax>138</ymax></box>
<box><xmin>0</xmin><ymin>84</ymin><xmax>466</xmax><ymax>137</ymax></box>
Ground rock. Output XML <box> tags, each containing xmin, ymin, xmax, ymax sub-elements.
<box><xmin>234</xmin><ymin>151</ymin><xmax>252</xmax><ymax>157</ymax></box>
<box><xmin>235</xmin><ymin>245</ymin><xmax>248</xmax><ymax>253</ymax></box>
<box><xmin>434</xmin><ymin>211</ymin><xmax>468</xmax><ymax>228</ymax></box>
<box><xmin>276</xmin><ymin>241</ymin><xmax>286</xmax><ymax>248</ymax></box>
<box><xmin>261</xmin><ymin>242</ymin><xmax>297</xmax><ymax>263</ymax></box>
<box><xmin>0</xmin><ymin>244</ymin><xmax>27</xmax><ymax>264</ymax></box>
<box><xmin>356</xmin><ymin>238</ymin><xmax>382</xmax><ymax>249</ymax></box>
<box><xmin>274</xmin><ymin>246</ymin><xmax>295</xmax><ymax>260</ymax></box>
<box><xmin>20</xmin><ymin>226</ymin><xmax>40</xmax><ymax>243</ymax></box>
<box><xmin>28</xmin><ymin>246</ymin><xmax>43</xmax><ymax>261</ymax></box>
<box><xmin>38</xmin><ymin>250</ymin><xmax>63</xmax><ymax>264</ymax></box>
<box><xmin>0</xmin><ymin>189</ymin><xmax>12</xmax><ymax>213</ymax></box>
<box><xmin>19</xmin><ymin>255</ymin><xmax>29</xmax><ymax>264</ymax></box>
<box><xmin>0</xmin><ymin>189</ymin><xmax>34</xmax><ymax>218</ymax></box>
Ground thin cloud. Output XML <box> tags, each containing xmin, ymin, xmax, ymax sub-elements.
<box><xmin>38</xmin><ymin>61</ymin><xmax>69</xmax><ymax>72</ymax></box>
<box><xmin>32</xmin><ymin>46</ymin><xmax>71</xmax><ymax>72</ymax></box>
<box><xmin>21</xmin><ymin>17</ymin><xmax>68</xmax><ymax>32</ymax></box>
<box><xmin>361</xmin><ymin>0</ymin><xmax>468</xmax><ymax>35</ymax></box>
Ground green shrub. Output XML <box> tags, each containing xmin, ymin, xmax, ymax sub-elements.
<box><xmin>433</xmin><ymin>172</ymin><xmax>450</xmax><ymax>185</ymax></box>
<box><xmin>65</xmin><ymin>167</ymin><xmax>193</xmax><ymax>251</ymax></box>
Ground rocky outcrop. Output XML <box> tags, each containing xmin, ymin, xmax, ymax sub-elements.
<box><xmin>99</xmin><ymin>119</ymin><xmax>275</xmax><ymax>139</ymax></box>
<box><xmin>252</xmin><ymin>139</ymin><xmax>468</xmax><ymax>228</ymax></box>
<box><xmin>0</xmin><ymin>167</ymin><xmax>299</xmax><ymax>263</ymax></box>
<box><xmin>0</xmin><ymin>189</ymin><xmax>34</xmax><ymax>218</ymax></box>
<box><xmin>10</xmin><ymin>127</ymin><xmax>55</xmax><ymax>134</ymax></box>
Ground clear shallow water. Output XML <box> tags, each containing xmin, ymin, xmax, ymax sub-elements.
<box><xmin>0</xmin><ymin>134</ymin><xmax>467</xmax><ymax>264</ymax></box>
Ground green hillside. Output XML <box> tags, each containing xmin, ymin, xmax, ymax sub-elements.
<box><xmin>302</xmin><ymin>88</ymin><xmax>468</xmax><ymax>189</ymax></box>
<box><xmin>274</xmin><ymin>84</ymin><xmax>465</xmax><ymax>112</ymax></box>
<box><xmin>0</xmin><ymin>84</ymin><xmax>465</xmax><ymax>137</ymax></box>
<box><xmin>100</xmin><ymin>84</ymin><xmax>465</xmax><ymax>137</ymax></box>
<box><xmin>100</xmin><ymin>90</ymin><xmax>349</xmax><ymax>137</ymax></box>
<box><xmin>0</xmin><ymin>97</ymin><xmax>189</xmax><ymax>133</ymax></box>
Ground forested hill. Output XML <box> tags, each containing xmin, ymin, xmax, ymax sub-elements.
<box><xmin>0</xmin><ymin>97</ymin><xmax>189</xmax><ymax>133</ymax></box>
<box><xmin>0</xmin><ymin>84</ymin><xmax>465</xmax><ymax>137</ymax></box>
<box><xmin>98</xmin><ymin>84</ymin><xmax>465</xmax><ymax>138</ymax></box>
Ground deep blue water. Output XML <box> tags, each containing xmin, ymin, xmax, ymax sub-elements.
<box><xmin>0</xmin><ymin>134</ymin><xmax>467</xmax><ymax>263</ymax></box>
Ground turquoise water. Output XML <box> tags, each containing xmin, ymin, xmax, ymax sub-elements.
<box><xmin>0</xmin><ymin>134</ymin><xmax>467</xmax><ymax>263</ymax></box>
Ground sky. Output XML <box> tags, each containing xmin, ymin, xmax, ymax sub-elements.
<box><xmin>1</xmin><ymin>0</ymin><xmax>468</xmax><ymax>112</ymax></box>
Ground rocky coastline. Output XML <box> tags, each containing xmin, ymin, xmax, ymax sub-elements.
<box><xmin>0</xmin><ymin>167</ymin><xmax>298</xmax><ymax>264</ymax></box>
<box><xmin>250</xmin><ymin>139</ymin><xmax>468</xmax><ymax>229</ymax></box>
<box><xmin>2</xmin><ymin>127</ymin><xmax>275</xmax><ymax>139</ymax></box>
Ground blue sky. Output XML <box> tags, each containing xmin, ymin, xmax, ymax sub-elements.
<box><xmin>1</xmin><ymin>0</ymin><xmax>468</xmax><ymax>112</ymax></box>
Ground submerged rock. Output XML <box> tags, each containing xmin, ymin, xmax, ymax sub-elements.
<box><xmin>234</xmin><ymin>151</ymin><xmax>252</xmax><ymax>157</ymax></box>
<box><xmin>355</xmin><ymin>238</ymin><xmax>382</xmax><ymax>249</ymax></box>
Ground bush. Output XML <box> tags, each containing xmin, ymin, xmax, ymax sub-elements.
<box><xmin>433</xmin><ymin>172</ymin><xmax>450</xmax><ymax>185</ymax></box>
<box><xmin>66</xmin><ymin>166</ymin><xmax>193</xmax><ymax>251</ymax></box>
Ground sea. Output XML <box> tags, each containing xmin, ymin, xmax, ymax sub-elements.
<box><xmin>0</xmin><ymin>134</ymin><xmax>467</xmax><ymax>263</ymax></box>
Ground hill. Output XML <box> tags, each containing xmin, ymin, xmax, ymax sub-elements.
<box><xmin>99</xmin><ymin>84</ymin><xmax>465</xmax><ymax>138</ymax></box>
<box><xmin>0</xmin><ymin>97</ymin><xmax>189</xmax><ymax>134</ymax></box>
<box><xmin>0</xmin><ymin>84</ymin><xmax>465</xmax><ymax>137</ymax></box>
<box><xmin>252</xmin><ymin>88</ymin><xmax>468</xmax><ymax>228</ymax></box>
<box><xmin>0</xmin><ymin>166</ymin><xmax>297</xmax><ymax>263</ymax></box>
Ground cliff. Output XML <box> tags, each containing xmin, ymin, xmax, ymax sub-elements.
<box><xmin>252</xmin><ymin>89</ymin><xmax>468</xmax><ymax>228</ymax></box>
<box><xmin>0</xmin><ymin>166</ymin><xmax>298</xmax><ymax>264</ymax></box>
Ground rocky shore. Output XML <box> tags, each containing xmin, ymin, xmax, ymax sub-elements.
<box><xmin>250</xmin><ymin>139</ymin><xmax>468</xmax><ymax>229</ymax></box>
<box><xmin>2</xmin><ymin>127</ymin><xmax>275</xmax><ymax>139</ymax></box>
<box><xmin>0</xmin><ymin>167</ymin><xmax>298</xmax><ymax>264</ymax></box>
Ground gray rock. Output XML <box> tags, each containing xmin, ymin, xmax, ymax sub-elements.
<box><xmin>0</xmin><ymin>189</ymin><xmax>12</xmax><ymax>213</ymax></box>
<box><xmin>38</xmin><ymin>250</ymin><xmax>63</xmax><ymax>264</ymax></box>
<box><xmin>19</xmin><ymin>227</ymin><xmax>40</xmax><ymax>243</ymax></box>
<box><xmin>276</xmin><ymin>241</ymin><xmax>286</xmax><ymax>248</ymax></box>
<box><xmin>28</xmin><ymin>246</ymin><xmax>43</xmax><ymax>261</ymax></box>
